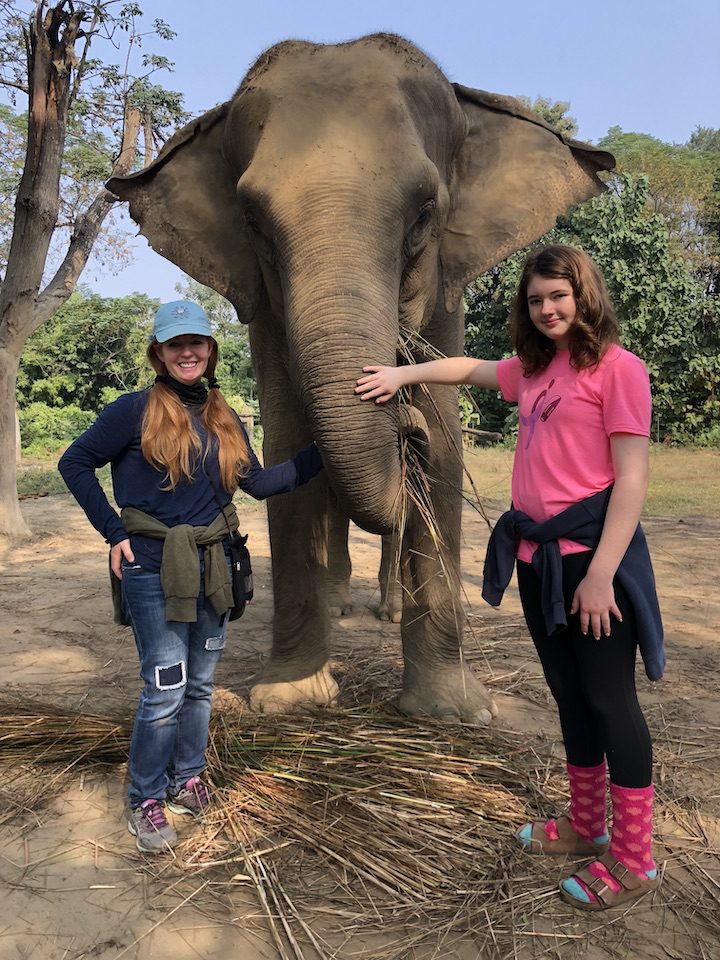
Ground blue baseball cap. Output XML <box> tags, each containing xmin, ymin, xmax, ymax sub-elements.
<box><xmin>152</xmin><ymin>301</ymin><xmax>212</xmax><ymax>342</ymax></box>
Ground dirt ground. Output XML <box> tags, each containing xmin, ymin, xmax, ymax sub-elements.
<box><xmin>1</xmin><ymin>491</ymin><xmax>719</xmax><ymax>960</ymax></box>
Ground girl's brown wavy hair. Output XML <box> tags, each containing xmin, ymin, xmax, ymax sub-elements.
<box><xmin>141</xmin><ymin>338</ymin><xmax>251</xmax><ymax>492</ymax></box>
<box><xmin>509</xmin><ymin>245</ymin><xmax>620</xmax><ymax>375</ymax></box>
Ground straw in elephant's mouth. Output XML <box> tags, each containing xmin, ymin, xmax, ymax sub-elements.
<box><xmin>396</xmin><ymin>327</ymin><xmax>492</xmax><ymax>520</ymax></box>
<box><xmin>388</xmin><ymin>328</ymin><xmax>493</xmax><ymax>617</ymax></box>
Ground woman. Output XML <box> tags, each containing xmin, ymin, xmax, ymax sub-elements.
<box><xmin>60</xmin><ymin>300</ymin><xmax>322</xmax><ymax>854</ymax></box>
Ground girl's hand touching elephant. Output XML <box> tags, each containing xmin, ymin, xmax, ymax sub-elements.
<box><xmin>356</xmin><ymin>365</ymin><xmax>408</xmax><ymax>403</ymax></box>
<box><xmin>357</xmin><ymin>357</ymin><xmax>500</xmax><ymax>401</ymax></box>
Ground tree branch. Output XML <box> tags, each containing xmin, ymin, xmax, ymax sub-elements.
<box><xmin>32</xmin><ymin>186</ymin><xmax>115</xmax><ymax>329</ymax></box>
<box><xmin>0</xmin><ymin>78</ymin><xmax>30</xmax><ymax>95</ymax></box>
<box><xmin>68</xmin><ymin>8</ymin><xmax>98</xmax><ymax>106</ymax></box>
<box><xmin>33</xmin><ymin>102</ymin><xmax>142</xmax><ymax>331</ymax></box>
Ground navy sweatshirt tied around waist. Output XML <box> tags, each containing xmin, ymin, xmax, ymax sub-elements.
<box><xmin>482</xmin><ymin>486</ymin><xmax>665</xmax><ymax>681</ymax></box>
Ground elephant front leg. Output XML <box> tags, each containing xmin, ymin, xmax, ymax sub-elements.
<box><xmin>395</xmin><ymin>387</ymin><xmax>498</xmax><ymax>726</ymax></box>
<box><xmin>398</xmin><ymin>612</ymin><xmax>499</xmax><ymax>725</ymax></box>
<box><xmin>326</xmin><ymin>490</ymin><xmax>353</xmax><ymax>617</ymax></box>
<box><xmin>249</xmin><ymin>485</ymin><xmax>339</xmax><ymax>714</ymax></box>
<box><xmin>246</xmin><ymin>318</ymin><xmax>338</xmax><ymax>714</ymax></box>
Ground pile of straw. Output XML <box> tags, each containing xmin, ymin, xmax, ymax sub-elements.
<box><xmin>2</xmin><ymin>683</ymin><xmax>719</xmax><ymax>959</ymax></box>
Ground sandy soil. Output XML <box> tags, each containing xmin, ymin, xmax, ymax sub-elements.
<box><xmin>0</xmin><ymin>492</ymin><xmax>719</xmax><ymax>959</ymax></box>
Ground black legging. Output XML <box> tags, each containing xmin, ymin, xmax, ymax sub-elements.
<box><xmin>517</xmin><ymin>551</ymin><xmax>653</xmax><ymax>788</ymax></box>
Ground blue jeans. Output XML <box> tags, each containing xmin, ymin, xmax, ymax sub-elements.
<box><xmin>121</xmin><ymin>560</ymin><xmax>228</xmax><ymax>808</ymax></box>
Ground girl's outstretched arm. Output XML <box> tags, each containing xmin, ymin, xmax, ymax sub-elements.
<box><xmin>570</xmin><ymin>433</ymin><xmax>650</xmax><ymax>640</ymax></box>
<box><xmin>355</xmin><ymin>357</ymin><xmax>500</xmax><ymax>403</ymax></box>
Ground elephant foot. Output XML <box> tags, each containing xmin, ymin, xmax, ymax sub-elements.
<box><xmin>396</xmin><ymin>665</ymin><xmax>498</xmax><ymax>726</ymax></box>
<box><xmin>327</xmin><ymin>584</ymin><xmax>353</xmax><ymax>618</ymax></box>
<box><xmin>212</xmin><ymin>686</ymin><xmax>247</xmax><ymax>716</ymax></box>
<box><xmin>378</xmin><ymin>599</ymin><xmax>402</xmax><ymax>623</ymax></box>
<box><xmin>249</xmin><ymin>665</ymin><xmax>339</xmax><ymax>714</ymax></box>
<box><xmin>329</xmin><ymin>602</ymin><xmax>353</xmax><ymax>617</ymax></box>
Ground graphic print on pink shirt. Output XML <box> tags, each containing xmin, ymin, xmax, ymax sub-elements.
<box><xmin>521</xmin><ymin>377</ymin><xmax>562</xmax><ymax>449</ymax></box>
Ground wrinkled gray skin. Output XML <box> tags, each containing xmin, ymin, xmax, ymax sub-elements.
<box><xmin>108</xmin><ymin>34</ymin><xmax>613</xmax><ymax>724</ymax></box>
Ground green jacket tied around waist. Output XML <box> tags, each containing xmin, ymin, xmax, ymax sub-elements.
<box><xmin>111</xmin><ymin>503</ymin><xmax>240</xmax><ymax>625</ymax></box>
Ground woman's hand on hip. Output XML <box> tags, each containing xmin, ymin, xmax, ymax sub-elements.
<box><xmin>110</xmin><ymin>539</ymin><xmax>135</xmax><ymax>580</ymax></box>
<box><xmin>570</xmin><ymin>570</ymin><xmax>622</xmax><ymax>641</ymax></box>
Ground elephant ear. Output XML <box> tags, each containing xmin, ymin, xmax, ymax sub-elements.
<box><xmin>107</xmin><ymin>103</ymin><xmax>260</xmax><ymax>323</ymax></box>
<box><xmin>441</xmin><ymin>84</ymin><xmax>615</xmax><ymax>312</ymax></box>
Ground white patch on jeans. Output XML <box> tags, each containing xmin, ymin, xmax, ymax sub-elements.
<box><xmin>205</xmin><ymin>633</ymin><xmax>226</xmax><ymax>651</ymax></box>
<box><xmin>154</xmin><ymin>659</ymin><xmax>187</xmax><ymax>690</ymax></box>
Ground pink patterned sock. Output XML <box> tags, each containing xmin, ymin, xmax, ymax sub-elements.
<box><xmin>567</xmin><ymin>761</ymin><xmax>608</xmax><ymax>841</ymax></box>
<box><xmin>609</xmin><ymin>782</ymin><xmax>656</xmax><ymax>876</ymax></box>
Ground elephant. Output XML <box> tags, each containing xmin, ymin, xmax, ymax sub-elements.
<box><xmin>107</xmin><ymin>33</ymin><xmax>613</xmax><ymax>724</ymax></box>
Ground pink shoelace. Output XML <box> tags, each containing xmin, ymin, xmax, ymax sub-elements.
<box><xmin>140</xmin><ymin>799</ymin><xmax>169</xmax><ymax>829</ymax></box>
<box><xmin>185</xmin><ymin>776</ymin><xmax>209</xmax><ymax>805</ymax></box>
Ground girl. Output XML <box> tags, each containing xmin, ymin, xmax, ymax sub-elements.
<box><xmin>355</xmin><ymin>245</ymin><xmax>664</xmax><ymax>910</ymax></box>
<box><xmin>60</xmin><ymin>300</ymin><xmax>322</xmax><ymax>854</ymax></box>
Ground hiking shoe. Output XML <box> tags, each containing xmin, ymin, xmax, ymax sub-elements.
<box><xmin>127</xmin><ymin>799</ymin><xmax>178</xmax><ymax>853</ymax></box>
<box><xmin>167</xmin><ymin>776</ymin><xmax>210</xmax><ymax>818</ymax></box>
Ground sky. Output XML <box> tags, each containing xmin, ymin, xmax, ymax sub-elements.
<box><xmin>76</xmin><ymin>0</ymin><xmax>720</xmax><ymax>302</ymax></box>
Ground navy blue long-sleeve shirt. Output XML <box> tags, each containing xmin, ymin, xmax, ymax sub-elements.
<box><xmin>58</xmin><ymin>390</ymin><xmax>322</xmax><ymax>572</ymax></box>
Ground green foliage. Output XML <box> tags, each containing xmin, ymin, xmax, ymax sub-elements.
<box><xmin>18</xmin><ymin>402</ymin><xmax>94</xmax><ymax>451</ymax></box>
<box><xmin>463</xmin><ymin>265</ymin><xmax>516</xmax><ymax>433</ymax></box>
<box><xmin>464</xmin><ymin>175</ymin><xmax>719</xmax><ymax>444</ymax></box>
<box><xmin>689</xmin><ymin>127</ymin><xmax>720</xmax><ymax>153</ymax></box>
<box><xmin>599</xmin><ymin>127</ymin><xmax>720</xmax><ymax>289</ymax></box>
<box><xmin>17</xmin><ymin>290</ymin><xmax>157</xmax><ymax>413</ymax></box>
<box><xmin>564</xmin><ymin>177</ymin><xmax>718</xmax><ymax>442</ymax></box>
<box><xmin>518</xmin><ymin>96</ymin><xmax>578</xmax><ymax>139</ymax></box>
<box><xmin>457</xmin><ymin>392</ymin><xmax>481</xmax><ymax>431</ymax></box>
<box><xmin>16</xmin><ymin>466</ymin><xmax>70</xmax><ymax>498</ymax></box>
<box><xmin>225</xmin><ymin>393</ymin><xmax>258</xmax><ymax>418</ymax></box>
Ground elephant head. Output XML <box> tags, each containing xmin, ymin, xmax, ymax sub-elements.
<box><xmin>107</xmin><ymin>34</ymin><xmax>613</xmax><ymax>535</ymax></box>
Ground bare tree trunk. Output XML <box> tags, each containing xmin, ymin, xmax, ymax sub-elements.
<box><xmin>0</xmin><ymin>4</ymin><xmax>79</xmax><ymax>536</ymax></box>
<box><xmin>0</xmin><ymin>4</ymin><xmax>143</xmax><ymax>537</ymax></box>
<box><xmin>143</xmin><ymin>112</ymin><xmax>154</xmax><ymax>166</ymax></box>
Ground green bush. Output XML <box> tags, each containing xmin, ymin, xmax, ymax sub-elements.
<box><xmin>19</xmin><ymin>402</ymin><xmax>94</xmax><ymax>450</ymax></box>
<box><xmin>16</xmin><ymin>467</ymin><xmax>69</xmax><ymax>498</ymax></box>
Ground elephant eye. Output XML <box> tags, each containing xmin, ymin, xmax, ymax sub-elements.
<box><xmin>243</xmin><ymin>210</ymin><xmax>276</xmax><ymax>265</ymax></box>
<box><xmin>414</xmin><ymin>202</ymin><xmax>435</xmax><ymax>230</ymax></box>
<box><xmin>405</xmin><ymin>200</ymin><xmax>436</xmax><ymax>259</ymax></box>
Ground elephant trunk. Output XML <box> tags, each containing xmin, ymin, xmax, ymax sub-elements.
<box><xmin>286</xmin><ymin>280</ymin><xmax>403</xmax><ymax>535</ymax></box>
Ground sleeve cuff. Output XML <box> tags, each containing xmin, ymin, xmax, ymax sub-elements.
<box><xmin>293</xmin><ymin>442</ymin><xmax>324</xmax><ymax>485</ymax></box>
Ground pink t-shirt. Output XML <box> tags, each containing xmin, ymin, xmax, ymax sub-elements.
<box><xmin>496</xmin><ymin>345</ymin><xmax>651</xmax><ymax>562</ymax></box>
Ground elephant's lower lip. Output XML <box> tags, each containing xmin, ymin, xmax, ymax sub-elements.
<box><xmin>397</xmin><ymin>406</ymin><xmax>430</xmax><ymax>445</ymax></box>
